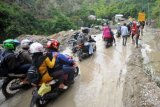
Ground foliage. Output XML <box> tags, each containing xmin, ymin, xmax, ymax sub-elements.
<box><xmin>1</xmin><ymin>0</ymin><xmax>160</xmax><ymax>43</ymax></box>
<box><xmin>0</xmin><ymin>1</ymin><xmax>76</xmax><ymax>43</ymax></box>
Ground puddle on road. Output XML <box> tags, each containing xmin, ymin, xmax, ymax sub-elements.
<box><xmin>71</xmin><ymin>34</ymin><xmax>131</xmax><ymax>107</ymax></box>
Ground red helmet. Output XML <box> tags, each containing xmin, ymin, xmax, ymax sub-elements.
<box><xmin>47</xmin><ymin>39</ymin><xmax>60</xmax><ymax>50</ymax></box>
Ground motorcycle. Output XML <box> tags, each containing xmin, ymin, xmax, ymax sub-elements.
<box><xmin>30</xmin><ymin>55</ymin><xmax>79</xmax><ymax>107</ymax></box>
<box><xmin>67</xmin><ymin>32</ymin><xmax>81</xmax><ymax>49</ymax></box>
<box><xmin>68</xmin><ymin>34</ymin><xmax>96</xmax><ymax>61</ymax></box>
<box><xmin>1</xmin><ymin>73</ymin><xmax>31</xmax><ymax>98</ymax></box>
<box><xmin>102</xmin><ymin>36</ymin><xmax>113</xmax><ymax>48</ymax></box>
<box><xmin>105</xmin><ymin>38</ymin><xmax>113</xmax><ymax>48</ymax></box>
<box><xmin>72</xmin><ymin>42</ymin><xmax>96</xmax><ymax>61</ymax></box>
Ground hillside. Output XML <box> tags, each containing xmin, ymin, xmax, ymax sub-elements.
<box><xmin>0</xmin><ymin>0</ymin><xmax>160</xmax><ymax>42</ymax></box>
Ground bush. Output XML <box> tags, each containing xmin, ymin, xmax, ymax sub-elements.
<box><xmin>0</xmin><ymin>1</ymin><xmax>76</xmax><ymax>43</ymax></box>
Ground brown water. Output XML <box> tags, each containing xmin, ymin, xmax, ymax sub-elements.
<box><xmin>0</xmin><ymin>33</ymin><xmax>132</xmax><ymax>107</ymax></box>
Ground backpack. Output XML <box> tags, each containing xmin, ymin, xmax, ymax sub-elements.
<box><xmin>27</xmin><ymin>56</ymin><xmax>46</xmax><ymax>84</ymax></box>
<box><xmin>0</xmin><ymin>50</ymin><xmax>12</xmax><ymax>77</ymax></box>
<box><xmin>103</xmin><ymin>26</ymin><xmax>112</xmax><ymax>39</ymax></box>
<box><xmin>27</xmin><ymin>65</ymin><xmax>41</xmax><ymax>84</ymax></box>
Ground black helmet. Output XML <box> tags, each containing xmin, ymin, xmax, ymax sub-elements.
<box><xmin>82</xmin><ymin>27</ymin><xmax>89</xmax><ymax>34</ymax></box>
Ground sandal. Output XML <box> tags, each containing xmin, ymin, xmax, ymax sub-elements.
<box><xmin>59</xmin><ymin>83</ymin><xmax>68</xmax><ymax>90</ymax></box>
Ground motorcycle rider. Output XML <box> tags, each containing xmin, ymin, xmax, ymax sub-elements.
<box><xmin>77</xmin><ymin>27</ymin><xmax>94</xmax><ymax>55</ymax></box>
<box><xmin>102</xmin><ymin>23</ymin><xmax>114</xmax><ymax>46</ymax></box>
<box><xmin>109</xmin><ymin>28</ymin><xmax>116</xmax><ymax>46</ymax></box>
<box><xmin>116</xmin><ymin>23</ymin><xmax>121</xmax><ymax>37</ymax></box>
<box><xmin>18</xmin><ymin>39</ymin><xmax>33</xmax><ymax>64</ymax></box>
<box><xmin>3</xmin><ymin>39</ymin><xmax>30</xmax><ymax>73</ymax></box>
<box><xmin>46</xmin><ymin>39</ymin><xmax>76</xmax><ymax>84</ymax></box>
<box><xmin>29</xmin><ymin>42</ymin><xmax>68</xmax><ymax>89</ymax></box>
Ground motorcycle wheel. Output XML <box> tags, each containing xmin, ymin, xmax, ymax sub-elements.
<box><xmin>30</xmin><ymin>98</ymin><xmax>47</xmax><ymax>107</ymax></box>
<box><xmin>105</xmin><ymin>43</ymin><xmax>110</xmax><ymax>48</ymax></box>
<box><xmin>2</xmin><ymin>78</ymin><xmax>20</xmax><ymax>99</ymax></box>
<box><xmin>30</xmin><ymin>89</ymin><xmax>47</xmax><ymax>107</ymax></box>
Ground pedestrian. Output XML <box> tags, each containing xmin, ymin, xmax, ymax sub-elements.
<box><xmin>139</xmin><ymin>21</ymin><xmax>145</xmax><ymax>36</ymax></box>
<box><xmin>131</xmin><ymin>21</ymin><xmax>138</xmax><ymax>44</ymax></box>
<box><xmin>121</xmin><ymin>23</ymin><xmax>129</xmax><ymax>46</ymax></box>
<box><xmin>135</xmin><ymin>24</ymin><xmax>141</xmax><ymax>48</ymax></box>
<box><xmin>116</xmin><ymin>23</ymin><xmax>121</xmax><ymax>37</ymax></box>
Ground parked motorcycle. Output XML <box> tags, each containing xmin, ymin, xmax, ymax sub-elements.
<box><xmin>30</xmin><ymin>54</ymin><xmax>79</xmax><ymax>107</ymax></box>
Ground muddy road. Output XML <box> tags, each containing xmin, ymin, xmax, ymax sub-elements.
<box><xmin>0</xmin><ymin>33</ymin><xmax>132</xmax><ymax>107</ymax></box>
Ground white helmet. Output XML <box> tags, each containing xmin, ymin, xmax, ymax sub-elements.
<box><xmin>21</xmin><ymin>39</ymin><xmax>33</xmax><ymax>49</ymax></box>
<box><xmin>29</xmin><ymin>42</ymin><xmax>44</xmax><ymax>53</ymax></box>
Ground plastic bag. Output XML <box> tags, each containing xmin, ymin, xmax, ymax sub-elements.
<box><xmin>38</xmin><ymin>83</ymin><xmax>51</xmax><ymax>96</ymax></box>
<box><xmin>138</xmin><ymin>39</ymin><xmax>142</xmax><ymax>47</ymax></box>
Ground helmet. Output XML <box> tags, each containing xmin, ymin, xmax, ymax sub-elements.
<box><xmin>82</xmin><ymin>27</ymin><xmax>89</xmax><ymax>34</ymax></box>
<box><xmin>21</xmin><ymin>39</ymin><xmax>33</xmax><ymax>49</ymax></box>
<box><xmin>3</xmin><ymin>39</ymin><xmax>20</xmax><ymax>50</ymax></box>
<box><xmin>103</xmin><ymin>23</ymin><xmax>107</xmax><ymax>26</ymax></box>
<box><xmin>29</xmin><ymin>42</ymin><xmax>44</xmax><ymax>53</ymax></box>
<box><xmin>46</xmin><ymin>39</ymin><xmax>60</xmax><ymax>51</ymax></box>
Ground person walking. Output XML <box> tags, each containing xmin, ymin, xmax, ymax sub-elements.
<box><xmin>121</xmin><ymin>23</ymin><xmax>129</xmax><ymax>46</ymax></box>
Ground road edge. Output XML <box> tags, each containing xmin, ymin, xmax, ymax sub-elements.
<box><xmin>123</xmin><ymin>48</ymin><xmax>160</xmax><ymax>107</ymax></box>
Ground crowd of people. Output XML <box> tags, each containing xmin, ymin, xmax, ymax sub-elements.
<box><xmin>0</xmin><ymin>38</ymin><xmax>77</xmax><ymax>90</ymax></box>
<box><xmin>0</xmin><ymin>26</ymin><xmax>98</xmax><ymax>93</ymax></box>
<box><xmin>0</xmin><ymin>16</ymin><xmax>146</xmax><ymax>101</ymax></box>
<box><xmin>102</xmin><ymin>16</ymin><xmax>145</xmax><ymax>48</ymax></box>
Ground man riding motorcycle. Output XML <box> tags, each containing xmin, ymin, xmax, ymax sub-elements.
<box><xmin>46</xmin><ymin>39</ymin><xmax>76</xmax><ymax>84</ymax></box>
<box><xmin>77</xmin><ymin>27</ymin><xmax>94</xmax><ymax>55</ymax></box>
<box><xmin>18</xmin><ymin>39</ymin><xmax>33</xmax><ymax>64</ymax></box>
<box><xmin>102</xmin><ymin>24</ymin><xmax>114</xmax><ymax>47</ymax></box>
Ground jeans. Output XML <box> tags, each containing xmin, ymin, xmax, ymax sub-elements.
<box><xmin>135</xmin><ymin>35</ymin><xmax>139</xmax><ymax>47</ymax></box>
<box><xmin>63</xmin><ymin>65</ymin><xmax>74</xmax><ymax>82</ymax></box>
<box><xmin>84</xmin><ymin>42</ymin><xmax>93</xmax><ymax>54</ymax></box>
<box><xmin>16</xmin><ymin>64</ymin><xmax>31</xmax><ymax>74</ymax></box>
<box><xmin>122</xmin><ymin>36</ymin><xmax>127</xmax><ymax>46</ymax></box>
<box><xmin>50</xmin><ymin>70</ymin><xmax>64</xmax><ymax>84</ymax></box>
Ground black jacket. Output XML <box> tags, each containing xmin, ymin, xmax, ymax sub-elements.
<box><xmin>3</xmin><ymin>49</ymin><xmax>21</xmax><ymax>72</ymax></box>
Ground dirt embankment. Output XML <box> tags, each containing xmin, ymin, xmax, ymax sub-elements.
<box><xmin>123</xmin><ymin>47</ymin><xmax>160</xmax><ymax>107</ymax></box>
<box><xmin>15</xmin><ymin>28</ymin><xmax>101</xmax><ymax>51</ymax></box>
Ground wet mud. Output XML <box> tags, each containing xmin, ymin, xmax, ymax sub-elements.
<box><xmin>0</xmin><ymin>33</ymin><xmax>132</xmax><ymax>107</ymax></box>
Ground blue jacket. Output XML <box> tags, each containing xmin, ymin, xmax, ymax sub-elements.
<box><xmin>50</xmin><ymin>52</ymin><xmax>74</xmax><ymax>71</ymax></box>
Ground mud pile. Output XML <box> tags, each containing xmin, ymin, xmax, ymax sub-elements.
<box><xmin>123</xmin><ymin>28</ymin><xmax>160</xmax><ymax>107</ymax></box>
<box><xmin>16</xmin><ymin>28</ymin><xmax>100</xmax><ymax>51</ymax></box>
<box><xmin>123</xmin><ymin>49</ymin><xmax>160</xmax><ymax>107</ymax></box>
